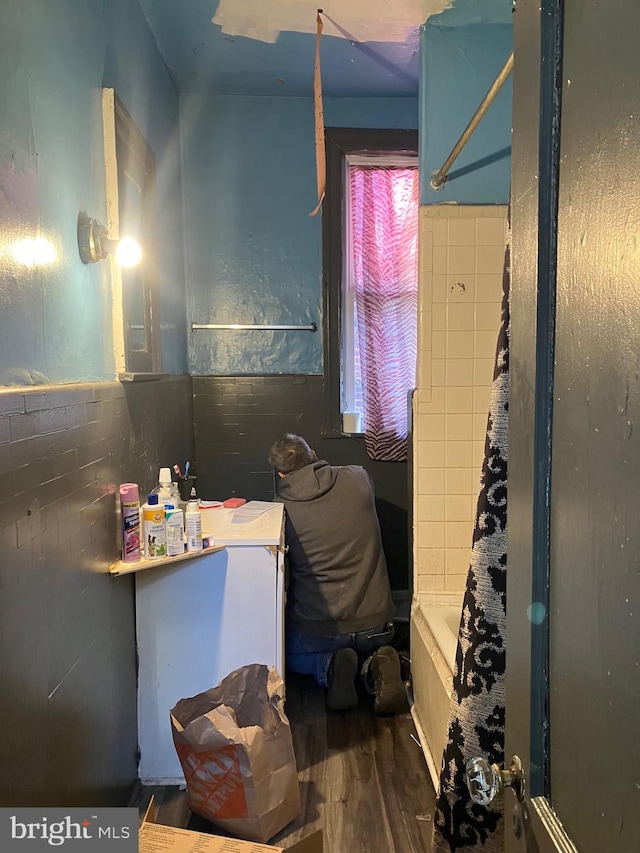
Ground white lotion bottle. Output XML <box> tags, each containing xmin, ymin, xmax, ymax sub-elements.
<box><xmin>185</xmin><ymin>500</ymin><xmax>203</xmax><ymax>552</ymax></box>
<box><xmin>165</xmin><ymin>505</ymin><xmax>185</xmax><ymax>557</ymax></box>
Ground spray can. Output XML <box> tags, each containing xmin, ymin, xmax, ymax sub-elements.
<box><xmin>142</xmin><ymin>493</ymin><xmax>166</xmax><ymax>559</ymax></box>
<box><xmin>185</xmin><ymin>500</ymin><xmax>203</xmax><ymax>552</ymax></box>
<box><xmin>120</xmin><ymin>483</ymin><xmax>141</xmax><ymax>563</ymax></box>
<box><xmin>165</xmin><ymin>505</ymin><xmax>185</xmax><ymax>557</ymax></box>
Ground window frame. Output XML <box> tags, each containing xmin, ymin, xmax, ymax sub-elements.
<box><xmin>321</xmin><ymin>128</ymin><xmax>419</xmax><ymax>437</ymax></box>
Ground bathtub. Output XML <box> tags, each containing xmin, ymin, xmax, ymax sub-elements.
<box><xmin>410</xmin><ymin>592</ymin><xmax>463</xmax><ymax>792</ymax></box>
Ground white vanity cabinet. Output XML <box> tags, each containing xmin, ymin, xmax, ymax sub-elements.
<box><xmin>134</xmin><ymin>502</ymin><xmax>285</xmax><ymax>784</ymax></box>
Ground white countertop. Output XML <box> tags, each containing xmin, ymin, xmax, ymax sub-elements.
<box><xmin>200</xmin><ymin>500</ymin><xmax>284</xmax><ymax>546</ymax></box>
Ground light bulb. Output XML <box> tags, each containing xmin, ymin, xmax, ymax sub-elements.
<box><xmin>116</xmin><ymin>237</ymin><xmax>142</xmax><ymax>268</ymax></box>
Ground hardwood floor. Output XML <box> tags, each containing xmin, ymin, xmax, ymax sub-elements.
<box><xmin>132</xmin><ymin>671</ymin><xmax>436</xmax><ymax>852</ymax></box>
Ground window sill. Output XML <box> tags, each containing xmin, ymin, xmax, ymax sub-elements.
<box><xmin>118</xmin><ymin>372</ymin><xmax>169</xmax><ymax>383</ymax></box>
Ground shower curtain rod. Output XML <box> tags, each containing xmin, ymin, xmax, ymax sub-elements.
<box><xmin>430</xmin><ymin>51</ymin><xmax>514</xmax><ymax>191</ymax></box>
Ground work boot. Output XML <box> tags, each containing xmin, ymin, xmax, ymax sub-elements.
<box><xmin>327</xmin><ymin>648</ymin><xmax>359</xmax><ymax>711</ymax></box>
<box><xmin>371</xmin><ymin>646</ymin><xmax>410</xmax><ymax>716</ymax></box>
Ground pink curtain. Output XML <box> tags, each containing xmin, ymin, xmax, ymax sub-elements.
<box><xmin>349</xmin><ymin>166</ymin><xmax>418</xmax><ymax>461</ymax></box>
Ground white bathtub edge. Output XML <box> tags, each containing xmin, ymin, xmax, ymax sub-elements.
<box><xmin>411</xmin><ymin>705</ymin><xmax>441</xmax><ymax>794</ymax></box>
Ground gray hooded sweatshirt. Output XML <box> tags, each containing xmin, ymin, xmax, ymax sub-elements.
<box><xmin>277</xmin><ymin>460</ymin><xmax>395</xmax><ymax>636</ymax></box>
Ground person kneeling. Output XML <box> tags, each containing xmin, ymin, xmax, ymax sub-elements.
<box><xmin>268</xmin><ymin>433</ymin><xmax>409</xmax><ymax>716</ymax></box>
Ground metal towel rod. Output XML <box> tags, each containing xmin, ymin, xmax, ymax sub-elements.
<box><xmin>191</xmin><ymin>322</ymin><xmax>317</xmax><ymax>332</ymax></box>
<box><xmin>430</xmin><ymin>51</ymin><xmax>514</xmax><ymax>191</ymax></box>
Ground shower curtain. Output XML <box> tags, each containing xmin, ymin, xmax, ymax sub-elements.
<box><xmin>431</xmin><ymin>228</ymin><xmax>510</xmax><ymax>852</ymax></box>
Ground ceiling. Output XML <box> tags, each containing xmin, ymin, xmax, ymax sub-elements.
<box><xmin>138</xmin><ymin>0</ymin><xmax>513</xmax><ymax>98</ymax></box>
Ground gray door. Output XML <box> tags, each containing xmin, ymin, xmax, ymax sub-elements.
<box><xmin>506</xmin><ymin>0</ymin><xmax>640</xmax><ymax>851</ymax></box>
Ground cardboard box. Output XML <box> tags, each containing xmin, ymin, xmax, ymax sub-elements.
<box><xmin>139</xmin><ymin>797</ymin><xmax>322</xmax><ymax>853</ymax></box>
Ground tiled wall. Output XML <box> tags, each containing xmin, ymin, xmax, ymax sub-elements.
<box><xmin>413</xmin><ymin>205</ymin><xmax>508</xmax><ymax>595</ymax></box>
<box><xmin>192</xmin><ymin>375</ymin><xmax>411</xmax><ymax>591</ymax></box>
<box><xmin>0</xmin><ymin>376</ymin><xmax>193</xmax><ymax>806</ymax></box>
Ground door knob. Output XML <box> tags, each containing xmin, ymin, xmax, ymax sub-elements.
<box><xmin>465</xmin><ymin>755</ymin><xmax>526</xmax><ymax>805</ymax></box>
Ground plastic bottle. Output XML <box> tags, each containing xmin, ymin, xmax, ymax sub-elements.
<box><xmin>165</xmin><ymin>504</ymin><xmax>185</xmax><ymax>557</ymax></box>
<box><xmin>120</xmin><ymin>483</ymin><xmax>141</xmax><ymax>563</ymax></box>
<box><xmin>185</xmin><ymin>500</ymin><xmax>203</xmax><ymax>552</ymax></box>
<box><xmin>153</xmin><ymin>467</ymin><xmax>180</xmax><ymax>508</ymax></box>
<box><xmin>142</xmin><ymin>493</ymin><xmax>166</xmax><ymax>559</ymax></box>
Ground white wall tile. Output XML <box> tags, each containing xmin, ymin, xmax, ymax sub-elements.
<box><xmin>418</xmin><ymin>573</ymin><xmax>446</xmax><ymax>593</ymax></box>
<box><xmin>447</xmin><ymin>331</ymin><xmax>475</xmax><ymax>359</ymax></box>
<box><xmin>444</xmin><ymin>574</ymin><xmax>467</xmax><ymax>593</ymax></box>
<box><xmin>473</xmin><ymin>358</ymin><xmax>495</xmax><ymax>386</ymax></box>
<box><xmin>447</xmin><ymin>303</ymin><xmax>474</xmax><ymax>331</ymax></box>
<box><xmin>475</xmin><ymin>273</ymin><xmax>504</xmax><ymax>302</ymax></box>
<box><xmin>445</xmin><ymin>547</ymin><xmax>472</xmax><ymax>574</ymax></box>
<box><xmin>475</xmin><ymin>302</ymin><xmax>502</xmax><ymax>331</ymax></box>
<box><xmin>418</xmin><ymin>521</ymin><xmax>445</xmax><ymax>549</ymax></box>
<box><xmin>417</xmin><ymin>548</ymin><xmax>445</xmax><ymax>573</ymax></box>
<box><xmin>448</xmin><ymin>245</ymin><xmax>475</xmax><ymax>275</ymax></box>
<box><xmin>473</xmin><ymin>413</ymin><xmax>488</xmax><ymax>440</ymax></box>
<box><xmin>433</xmin><ymin>303</ymin><xmax>446</xmax><ymax>332</ymax></box>
<box><xmin>417</xmin><ymin>494</ymin><xmax>445</xmax><ymax>521</ymax></box>
<box><xmin>445</xmin><ymin>467</ymin><xmax>474</xmax><ymax>495</ymax></box>
<box><xmin>445</xmin><ymin>494</ymin><xmax>471</xmax><ymax>521</ymax></box>
<box><xmin>415</xmin><ymin>204</ymin><xmax>507</xmax><ymax>595</ymax></box>
<box><xmin>433</xmin><ymin>274</ymin><xmax>447</xmax><ymax>303</ymax></box>
<box><xmin>431</xmin><ymin>358</ymin><xmax>446</xmax><ymax>387</ymax></box>
<box><xmin>446</xmin><ymin>387</ymin><xmax>473</xmax><ymax>414</ymax></box>
<box><xmin>432</xmin><ymin>331</ymin><xmax>446</xmax><ymax>359</ymax></box>
<box><xmin>419</xmin><ymin>347</ymin><xmax>432</xmax><ymax>390</ymax></box>
<box><xmin>445</xmin><ymin>441</ymin><xmax>473</xmax><ymax>468</ymax></box>
<box><xmin>476</xmin><ymin>244</ymin><xmax>505</xmax><ymax>274</ymax></box>
<box><xmin>432</xmin><ymin>246</ymin><xmax>447</xmax><ymax>274</ymax></box>
<box><xmin>432</xmin><ymin>219</ymin><xmax>448</xmax><ymax>247</ymax></box>
<box><xmin>445</xmin><ymin>413</ymin><xmax>473</xmax><ymax>441</ymax></box>
<box><xmin>448</xmin><ymin>218</ymin><xmax>476</xmax><ymax>246</ymax></box>
<box><xmin>446</xmin><ymin>359</ymin><xmax>473</xmax><ymax>387</ymax></box>
<box><xmin>418</xmin><ymin>386</ymin><xmax>445</xmax><ymax>412</ymax></box>
<box><xmin>475</xmin><ymin>330</ymin><xmax>499</xmax><ymax>359</ymax></box>
<box><xmin>445</xmin><ymin>521</ymin><xmax>472</xmax><ymax>548</ymax></box>
<box><xmin>476</xmin><ymin>217</ymin><xmax>506</xmax><ymax>245</ymax></box>
<box><xmin>417</xmin><ymin>467</ymin><xmax>445</xmax><ymax>494</ymax></box>
<box><xmin>419</xmin><ymin>413</ymin><xmax>445</xmax><ymax>441</ymax></box>
<box><xmin>447</xmin><ymin>275</ymin><xmax>475</xmax><ymax>303</ymax></box>
<box><xmin>417</xmin><ymin>440</ymin><xmax>445</xmax><ymax>467</ymax></box>
<box><xmin>473</xmin><ymin>385</ymin><xmax>492</xmax><ymax>414</ymax></box>
<box><xmin>472</xmin><ymin>440</ymin><xmax>485</xmax><ymax>470</ymax></box>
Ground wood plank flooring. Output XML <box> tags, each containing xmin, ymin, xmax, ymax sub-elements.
<box><xmin>131</xmin><ymin>671</ymin><xmax>436</xmax><ymax>852</ymax></box>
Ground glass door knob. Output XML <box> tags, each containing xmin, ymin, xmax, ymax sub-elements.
<box><xmin>465</xmin><ymin>755</ymin><xmax>526</xmax><ymax>805</ymax></box>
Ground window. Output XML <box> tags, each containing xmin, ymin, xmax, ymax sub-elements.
<box><xmin>103</xmin><ymin>89</ymin><xmax>161</xmax><ymax>377</ymax></box>
<box><xmin>323</xmin><ymin>129</ymin><xmax>419</xmax><ymax>461</ymax></box>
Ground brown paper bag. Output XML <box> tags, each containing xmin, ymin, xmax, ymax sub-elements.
<box><xmin>170</xmin><ymin>664</ymin><xmax>301</xmax><ymax>843</ymax></box>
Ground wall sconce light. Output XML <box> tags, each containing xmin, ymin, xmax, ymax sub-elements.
<box><xmin>77</xmin><ymin>212</ymin><xmax>142</xmax><ymax>268</ymax></box>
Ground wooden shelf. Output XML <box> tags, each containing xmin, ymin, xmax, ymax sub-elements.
<box><xmin>110</xmin><ymin>544</ymin><xmax>226</xmax><ymax>577</ymax></box>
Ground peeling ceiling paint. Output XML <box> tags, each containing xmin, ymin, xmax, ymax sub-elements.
<box><xmin>212</xmin><ymin>0</ymin><xmax>452</xmax><ymax>45</ymax></box>
<box><xmin>138</xmin><ymin>0</ymin><xmax>512</xmax><ymax>96</ymax></box>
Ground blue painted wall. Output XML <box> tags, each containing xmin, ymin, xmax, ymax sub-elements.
<box><xmin>420</xmin><ymin>20</ymin><xmax>513</xmax><ymax>205</ymax></box>
<box><xmin>0</xmin><ymin>0</ymin><xmax>187</xmax><ymax>385</ymax></box>
<box><xmin>181</xmin><ymin>95</ymin><xmax>418</xmax><ymax>375</ymax></box>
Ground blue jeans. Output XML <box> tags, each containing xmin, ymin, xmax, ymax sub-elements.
<box><xmin>286</xmin><ymin>622</ymin><xmax>395</xmax><ymax>690</ymax></box>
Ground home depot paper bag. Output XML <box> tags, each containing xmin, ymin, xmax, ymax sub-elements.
<box><xmin>170</xmin><ymin>664</ymin><xmax>301</xmax><ymax>844</ymax></box>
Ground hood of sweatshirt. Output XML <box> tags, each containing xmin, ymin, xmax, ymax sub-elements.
<box><xmin>276</xmin><ymin>460</ymin><xmax>338</xmax><ymax>502</ymax></box>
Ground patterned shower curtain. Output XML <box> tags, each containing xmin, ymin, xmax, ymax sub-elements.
<box><xmin>431</xmin><ymin>228</ymin><xmax>510</xmax><ymax>852</ymax></box>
